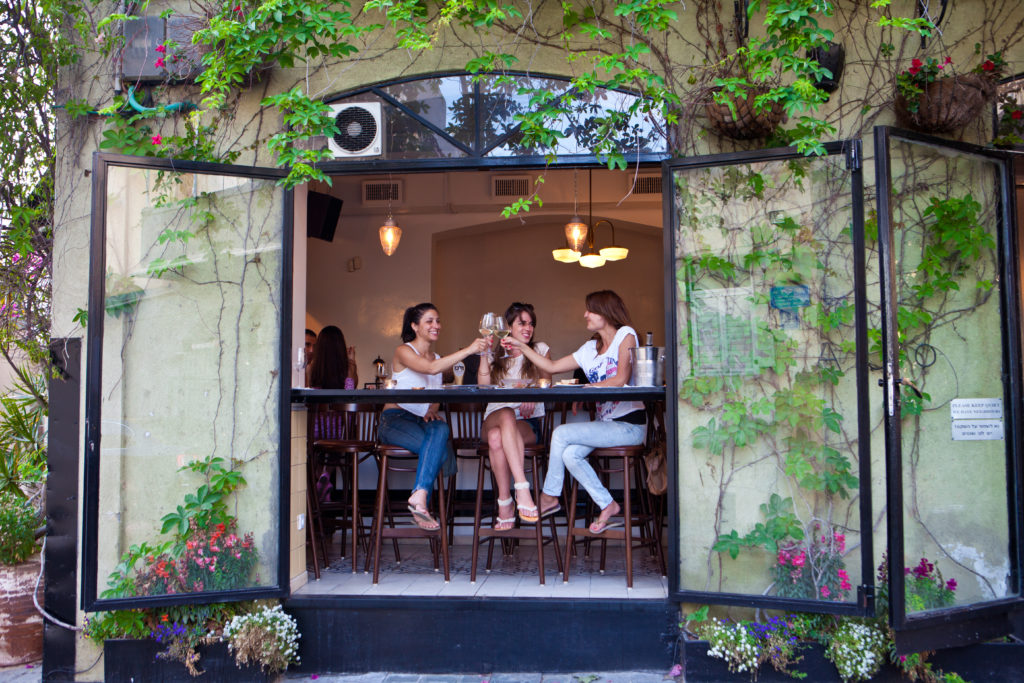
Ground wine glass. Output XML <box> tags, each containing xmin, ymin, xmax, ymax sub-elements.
<box><xmin>478</xmin><ymin>312</ymin><xmax>496</xmax><ymax>356</ymax></box>
<box><xmin>295</xmin><ymin>348</ymin><xmax>307</xmax><ymax>387</ymax></box>
<box><xmin>492</xmin><ymin>315</ymin><xmax>510</xmax><ymax>359</ymax></box>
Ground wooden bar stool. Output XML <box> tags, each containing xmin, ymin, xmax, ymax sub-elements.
<box><xmin>470</xmin><ymin>411</ymin><xmax>562</xmax><ymax>584</ymax></box>
<box><xmin>444</xmin><ymin>403</ymin><xmax>485</xmax><ymax>547</ymax></box>
<box><xmin>308</xmin><ymin>403</ymin><xmax>380</xmax><ymax>574</ymax></box>
<box><xmin>560</xmin><ymin>408</ymin><xmax>663</xmax><ymax>588</ymax></box>
<box><xmin>370</xmin><ymin>443</ymin><xmax>450</xmax><ymax>584</ymax></box>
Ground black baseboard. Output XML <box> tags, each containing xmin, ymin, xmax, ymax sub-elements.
<box><xmin>284</xmin><ymin>595</ymin><xmax>677</xmax><ymax>673</ymax></box>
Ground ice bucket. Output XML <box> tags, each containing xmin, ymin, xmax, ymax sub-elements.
<box><xmin>629</xmin><ymin>346</ymin><xmax>665</xmax><ymax>386</ymax></box>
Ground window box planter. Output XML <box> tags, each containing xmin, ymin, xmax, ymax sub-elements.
<box><xmin>682</xmin><ymin>638</ymin><xmax>1024</xmax><ymax>682</ymax></box>
<box><xmin>104</xmin><ymin>638</ymin><xmax>273</xmax><ymax>683</ymax></box>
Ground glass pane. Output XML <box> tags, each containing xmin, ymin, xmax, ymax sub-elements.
<box><xmin>96</xmin><ymin>166</ymin><xmax>284</xmax><ymax>599</ymax></box>
<box><xmin>888</xmin><ymin>139</ymin><xmax>1015</xmax><ymax>615</ymax></box>
<box><xmin>380</xmin><ymin>76</ymin><xmax>477</xmax><ymax>150</ymax></box>
<box><xmin>673</xmin><ymin>154</ymin><xmax>863</xmax><ymax>604</ymax></box>
<box><xmin>480</xmin><ymin>76</ymin><xmax>665</xmax><ymax>157</ymax></box>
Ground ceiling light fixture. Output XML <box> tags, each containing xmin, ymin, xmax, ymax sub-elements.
<box><xmin>563</xmin><ymin>169</ymin><xmax>588</xmax><ymax>252</ymax></box>
<box><xmin>379</xmin><ymin>173</ymin><xmax>401</xmax><ymax>255</ymax></box>
<box><xmin>552</xmin><ymin>169</ymin><xmax>628</xmax><ymax>268</ymax></box>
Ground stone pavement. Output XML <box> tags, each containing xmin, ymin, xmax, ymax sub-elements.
<box><xmin>0</xmin><ymin>663</ymin><xmax>674</xmax><ymax>683</ymax></box>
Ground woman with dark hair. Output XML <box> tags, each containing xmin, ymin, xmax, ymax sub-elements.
<box><xmin>477</xmin><ymin>302</ymin><xmax>551</xmax><ymax>529</ymax></box>
<box><xmin>308</xmin><ymin>325</ymin><xmax>358</xmax><ymax>389</ymax></box>
<box><xmin>379</xmin><ymin>303</ymin><xmax>490</xmax><ymax>531</ymax></box>
<box><xmin>502</xmin><ymin>290</ymin><xmax>644</xmax><ymax>534</ymax></box>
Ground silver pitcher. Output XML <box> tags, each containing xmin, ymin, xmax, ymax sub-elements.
<box><xmin>629</xmin><ymin>346</ymin><xmax>665</xmax><ymax>386</ymax></box>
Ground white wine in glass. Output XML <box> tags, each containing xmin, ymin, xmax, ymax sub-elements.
<box><xmin>492</xmin><ymin>316</ymin><xmax>510</xmax><ymax>358</ymax></box>
<box><xmin>478</xmin><ymin>312</ymin><xmax>496</xmax><ymax>356</ymax></box>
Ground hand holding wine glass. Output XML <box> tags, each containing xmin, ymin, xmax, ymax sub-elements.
<box><xmin>478</xmin><ymin>312</ymin><xmax>496</xmax><ymax>356</ymax></box>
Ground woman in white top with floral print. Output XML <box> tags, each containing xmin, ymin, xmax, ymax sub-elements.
<box><xmin>477</xmin><ymin>302</ymin><xmax>552</xmax><ymax>531</ymax></box>
<box><xmin>503</xmin><ymin>290</ymin><xmax>645</xmax><ymax>534</ymax></box>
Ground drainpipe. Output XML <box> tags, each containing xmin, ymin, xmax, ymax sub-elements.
<box><xmin>126</xmin><ymin>86</ymin><xmax>197</xmax><ymax>114</ymax></box>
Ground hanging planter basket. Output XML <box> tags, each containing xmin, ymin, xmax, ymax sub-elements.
<box><xmin>894</xmin><ymin>74</ymin><xmax>995</xmax><ymax>133</ymax></box>
<box><xmin>705</xmin><ymin>87</ymin><xmax>785</xmax><ymax>140</ymax></box>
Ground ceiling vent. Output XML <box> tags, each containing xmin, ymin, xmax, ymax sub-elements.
<box><xmin>361</xmin><ymin>179</ymin><xmax>403</xmax><ymax>205</ymax></box>
<box><xmin>631</xmin><ymin>174</ymin><xmax>663</xmax><ymax>196</ymax></box>
<box><xmin>327</xmin><ymin>102</ymin><xmax>383</xmax><ymax>158</ymax></box>
<box><xmin>491</xmin><ymin>175</ymin><xmax>532</xmax><ymax>199</ymax></box>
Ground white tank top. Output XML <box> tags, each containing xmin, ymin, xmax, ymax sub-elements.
<box><xmin>392</xmin><ymin>343</ymin><xmax>442</xmax><ymax>417</ymax></box>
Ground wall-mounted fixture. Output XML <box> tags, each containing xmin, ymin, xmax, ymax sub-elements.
<box><xmin>808</xmin><ymin>42</ymin><xmax>845</xmax><ymax>94</ymax></box>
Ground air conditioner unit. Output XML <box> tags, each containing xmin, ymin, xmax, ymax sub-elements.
<box><xmin>327</xmin><ymin>102</ymin><xmax>383</xmax><ymax>158</ymax></box>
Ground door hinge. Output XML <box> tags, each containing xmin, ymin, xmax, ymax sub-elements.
<box><xmin>846</xmin><ymin>141</ymin><xmax>861</xmax><ymax>171</ymax></box>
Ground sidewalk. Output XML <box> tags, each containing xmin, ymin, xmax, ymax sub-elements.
<box><xmin>0</xmin><ymin>663</ymin><xmax>673</xmax><ymax>683</ymax></box>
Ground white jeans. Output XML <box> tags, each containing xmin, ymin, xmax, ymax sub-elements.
<box><xmin>542</xmin><ymin>420</ymin><xmax>646</xmax><ymax>510</ymax></box>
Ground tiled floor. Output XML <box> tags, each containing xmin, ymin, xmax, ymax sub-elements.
<box><xmin>296</xmin><ymin>530</ymin><xmax>668</xmax><ymax>600</ymax></box>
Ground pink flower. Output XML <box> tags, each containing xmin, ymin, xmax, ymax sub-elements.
<box><xmin>944</xmin><ymin>56</ymin><xmax>953</xmax><ymax>65</ymax></box>
<box><xmin>820</xmin><ymin>585</ymin><xmax>830</xmax><ymax>598</ymax></box>
<box><xmin>151</xmin><ymin>134</ymin><xmax>163</xmax><ymax>145</ymax></box>
<box><xmin>777</xmin><ymin>550</ymin><xmax>790</xmax><ymax>565</ymax></box>
<box><xmin>834</xmin><ymin>532</ymin><xmax>846</xmax><ymax>553</ymax></box>
<box><xmin>155</xmin><ymin>44</ymin><xmax>166</xmax><ymax>53</ymax></box>
<box><xmin>792</xmin><ymin>552</ymin><xmax>806</xmax><ymax>568</ymax></box>
<box><xmin>669</xmin><ymin>664</ymin><xmax>682</xmax><ymax>678</ymax></box>
<box><xmin>154</xmin><ymin>57</ymin><xmax>165</xmax><ymax>68</ymax></box>
<box><xmin>947</xmin><ymin>578</ymin><xmax>957</xmax><ymax>591</ymax></box>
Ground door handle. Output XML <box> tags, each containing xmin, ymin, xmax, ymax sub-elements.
<box><xmin>878</xmin><ymin>376</ymin><xmax>923</xmax><ymax>399</ymax></box>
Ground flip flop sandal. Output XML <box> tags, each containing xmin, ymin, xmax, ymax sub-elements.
<box><xmin>514</xmin><ymin>481</ymin><xmax>540</xmax><ymax>523</ymax></box>
<box><xmin>589</xmin><ymin>519</ymin><xmax>624</xmax><ymax>534</ymax></box>
<box><xmin>538</xmin><ymin>503</ymin><xmax>562</xmax><ymax>519</ymax></box>
<box><xmin>494</xmin><ymin>496</ymin><xmax>515</xmax><ymax>531</ymax></box>
<box><xmin>407</xmin><ymin>504</ymin><xmax>440</xmax><ymax>531</ymax></box>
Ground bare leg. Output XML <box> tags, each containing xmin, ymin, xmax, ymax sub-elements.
<box><xmin>493</xmin><ymin>411</ymin><xmax>538</xmax><ymax>516</ymax></box>
<box><xmin>484</xmin><ymin>411</ymin><xmax>515</xmax><ymax>530</ymax></box>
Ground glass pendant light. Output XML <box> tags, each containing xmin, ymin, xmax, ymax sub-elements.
<box><xmin>379</xmin><ymin>215</ymin><xmax>401</xmax><ymax>256</ymax></box>
<box><xmin>563</xmin><ymin>169</ymin><xmax>588</xmax><ymax>252</ymax></box>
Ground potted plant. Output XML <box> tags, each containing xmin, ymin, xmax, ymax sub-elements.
<box><xmin>706</xmin><ymin>84</ymin><xmax>786</xmax><ymax>140</ymax></box>
<box><xmin>0</xmin><ymin>378</ymin><xmax>47</xmax><ymax>666</ymax></box>
<box><xmin>893</xmin><ymin>53</ymin><xmax>1003</xmax><ymax>133</ymax></box>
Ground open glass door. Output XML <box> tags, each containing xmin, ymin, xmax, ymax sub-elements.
<box><xmin>666</xmin><ymin>141</ymin><xmax>875</xmax><ymax>614</ymax></box>
<box><xmin>82</xmin><ymin>154</ymin><xmax>293</xmax><ymax>609</ymax></box>
<box><xmin>875</xmin><ymin>126</ymin><xmax>1024</xmax><ymax>651</ymax></box>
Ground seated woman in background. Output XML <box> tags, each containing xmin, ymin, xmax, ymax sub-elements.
<box><xmin>502</xmin><ymin>290</ymin><xmax>644</xmax><ymax>534</ymax></box>
<box><xmin>379</xmin><ymin>303</ymin><xmax>490</xmax><ymax>531</ymax></box>
<box><xmin>477</xmin><ymin>302</ymin><xmax>551</xmax><ymax>530</ymax></box>
<box><xmin>308</xmin><ymin>325</ymin><xmax>358</xmax><ymax>389</ymax></box>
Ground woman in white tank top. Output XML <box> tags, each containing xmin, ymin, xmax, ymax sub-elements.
<box><xmin>477</xmin><ymin>302</ymin><xmax>551</xmax><ymax>530</ymax></box>
<box><xmin>378</xmin><ymin>303</ymin><xmax>490</xmax><ymax>531</ymax></box>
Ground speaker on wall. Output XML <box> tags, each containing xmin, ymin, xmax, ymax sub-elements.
<box><xmin>307</xmin><ymin>191</ymin><xmax>343</xmax><ymax>242</ymax></box>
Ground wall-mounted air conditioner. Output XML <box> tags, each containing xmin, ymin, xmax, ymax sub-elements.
<box><xmin>327</xmin><ymin>102</ymin><xmax>383</xmax><ymax>158</ymax></box>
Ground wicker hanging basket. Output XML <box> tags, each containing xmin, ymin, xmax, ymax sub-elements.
<box><xmin>705</xmin><ymin>87</ymin><xmax>784</xmax><ymax>140</ymax></box>
<box><xmin>894</xmin><ymin>74</ymin><xmax>994</xmax><ymax>133</ymax></box>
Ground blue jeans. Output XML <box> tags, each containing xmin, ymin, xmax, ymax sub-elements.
<box><xmin>542</xmin><ymin>420</ymin><xmax>646</xmax><ymax>510</ymax></box>
<box><xmin>378</xmin><ymin>409</ymin><xmax>456</xmax><ymax>502</ymax></box>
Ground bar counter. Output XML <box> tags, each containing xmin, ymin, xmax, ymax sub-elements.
<box><xmin>291</xmin><ymin>385</ymin><xmax>666</xmax><ymax>404</ymax></box>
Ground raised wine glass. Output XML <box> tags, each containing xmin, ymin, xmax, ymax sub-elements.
<box><xmin>492</xmin><ymin>315</ymin><xmax>510</xmax><ymax>359</ymax></box>
<box><xmin>478</xmin><ymin>312</ymin><xmax>496</xmax><ymax>356</ymax></box>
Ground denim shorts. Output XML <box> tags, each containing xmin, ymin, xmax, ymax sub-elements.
<box><xmin>525</xmin><ymin>416</ymin><xmax>543</xmax><ymax>442</ymax></box>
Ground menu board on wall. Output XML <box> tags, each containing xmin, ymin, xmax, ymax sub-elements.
<box><xmin>690</xmin><ymin>286</ymin><xmax>770</xmax><ymax>376</ymax></box>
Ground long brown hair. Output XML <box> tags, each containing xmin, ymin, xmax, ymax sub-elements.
<box><xmin>490</xmin><ymin>302</ymin><xmax>541</xmax><ymax>383</ymax></box>
<box><xmin>309</xmin><ymin>325</ymin><xmax>349</xmax><ymax>389</ymax></box>
<box><xmin>585</xmin><ymin>290</ymin><xmax>632</xmax><ymax>352</ymax></box>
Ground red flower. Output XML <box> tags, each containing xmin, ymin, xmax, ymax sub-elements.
<box><xmin>151</xmin><ymin>134</ymin><xmax>163</xmax><ymax>145</ymax></box>
<box><xmin>944</xmin><ymin>56</ymin><xmax>952</xmax><ymax>65</ymax></box>
<box><xmin>161</xmin><ymin>614</ymin><xmax>169</xmax><ymax>622</ymax></box>
<box><xmin>1012</xmin><ymin>110</ymin><xmax>1022</xmax><ymax>120</ymax></box>
<box><xmin>233</xmin><ymin>5</ymin><xmax>242</xmax><ymax>12</ymax></box>
<box><xmin>154</xmin><ymin>57</ymin><xmax>165</xmax><ymax>69</ymax></box>
<box><xmin>155</xmin><ymin>44</ymin><xmax>166</xmax><ymax>54</ymax></box>
<box><xmin>983</xmin><ymin>60</ymin><xmax>995</xmax><ymax>72</ymax></box>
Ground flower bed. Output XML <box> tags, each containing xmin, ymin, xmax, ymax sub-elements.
<box><xmin>104</xmin><ymin>638</ymin><xmax>272</xmax><ymax>683</ymax></box>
